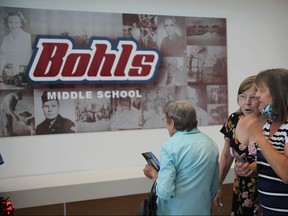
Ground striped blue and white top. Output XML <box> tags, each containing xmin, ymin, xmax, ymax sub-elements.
<box><xmin>257</xmin><ymin>120</ymin><xmax>288</xmax><ymax>215</ymax></box>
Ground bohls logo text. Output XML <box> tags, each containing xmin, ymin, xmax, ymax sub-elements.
<box><xmin>26</xmin><ymin>36</ymin><xmax>160</xmax><ymax>84</ymax></box>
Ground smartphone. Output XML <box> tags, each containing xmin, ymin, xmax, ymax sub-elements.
<box><xmin>230</xmin><ymin>148</ymin><xmax>246</xmax><ymax>163</ymax></box>
<box><xmin>142</xmin><ymin>152</ymin><xmax>160</xmax><ymax>171</ymax></box>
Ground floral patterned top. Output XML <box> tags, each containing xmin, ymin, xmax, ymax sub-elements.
<box><xmin>220</xmin><ymin>112</ymin><xmax>258</xmax><ymax>216</ymax></box>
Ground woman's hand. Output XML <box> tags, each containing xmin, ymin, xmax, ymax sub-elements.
<box><xmin>143</xmin><ymin>164</ymin><xmax>158</xmax><ymax>181</ymax></box>
<box><xmin>213</xmin><ymin>188</ymin><xmax>223</xmax><ymax>212</ymax></box>
<box><xmin>234</xmin><ymin>154</ymin><xmax>254</xmax><ymax>177</ymax></box>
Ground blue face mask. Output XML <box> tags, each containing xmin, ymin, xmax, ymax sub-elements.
<box><xmin>260</xmin><ymin>102</ymin><xmax>273</xmax><ymax>118</ymax></box>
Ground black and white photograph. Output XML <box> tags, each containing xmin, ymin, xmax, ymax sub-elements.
<box><xmin>34</xmin><ymin>89</ymin><xmax>76</xmax><ymax>135</ymax></box>
<box><xmin>0</xmin><ymin>89</ymin><xmax>34</xmax><ymax>137</ymax></box>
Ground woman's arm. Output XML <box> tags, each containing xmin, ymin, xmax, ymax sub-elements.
<box><xmin>214</xmin><ymin>137</ymin><xmax>233</xmax><ymax>212</ymax></box>
<box><xmin>255</xmin><ymin>134</ymin><xmax>288</xmax><ymax>184</ymax></box>
<box><xmin>234</xmin><ymin>159</ymin><xmax>257</xmax><ymax>177</ymax></box>
<box><xmin>219</xmin><ymin>138</ymin><xmax>234</xmax><ymax>185</ymax></box>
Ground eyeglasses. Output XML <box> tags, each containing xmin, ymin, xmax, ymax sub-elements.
<box><xmin>238</xmin><ymin>94</ymin><xmax>259</xmax><ymax>102</ymax></box>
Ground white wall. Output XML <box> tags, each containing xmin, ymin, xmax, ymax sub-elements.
<box><xmin>1</xmin><ymin>0</ymin><xmax>288</xmax><ymax>180</ymax></box>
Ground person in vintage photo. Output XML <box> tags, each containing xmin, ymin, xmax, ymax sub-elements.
<box><xmin>141</xmin><ymin>24</ymin><xmax>157</xmax><ymax>49</ymax></box>
<box><xmin>159</xmin><ymin>16</ymin><xmax>185</xmax><ymax>57</ymax></box>
<box><xmin>142</xmin><ymin>91</ymin><xmax>153</xmax><ymax>111</ymax></box>
<box><xmin>185</xmin><ymin>85</ymin><xmax>212</xmax><ymax>126</ymax></box>
<box><xmin>153</xmin><ymin>88</ymin><xmax>166</xmax><ymax>113</ymax></box>
<box><xmin>142</xmin><ymin>100</ymin><xmax>166</xmax><ymax>129</ymax></box>
<box><xmin>35</xmin><ymin>91</ymin><xmax>75</xmax><ymax>135</ymax></box>
<box><xmin>0</xmin><ymin>91</ymin><xmax>23</xmax><ymax>136</ymax></box>
<box><xmin>110</xmin><ymin>96</ymin><xmax>141</xmax><ymax>130</ymax></box>
<box><xmin>187</xmin><ymin>45</ymin><xmax>208</xmax><ymax>82</ymax></box>
<box><xmin>165</xmin><ymin>92</ymin><xmax>175</xmax><ymax>108</ymax></box>
<box><xmin>0</xmin><ymin>10</ymin><xmax>32</xmax><ymax>82</ymax></box>
<box><xmin>131</xmin><ymin>22</ymin><xmax>141</xmax><ymax>43</ymax></box>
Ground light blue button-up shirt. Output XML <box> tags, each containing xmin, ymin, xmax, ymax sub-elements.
<box><xmin>156</xmin><ymin>129</ymin><xmax>219</xmax><ymax>215</ymax></box>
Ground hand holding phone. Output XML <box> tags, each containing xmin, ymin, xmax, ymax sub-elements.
<box><xmin>142</xmin><ymin>152</ymin><xmax>160</xmax><ymax>171</ymax></box>
<box><xmin>230</xmin><ymin>148</ymin><xmax>246</xmax><ymax>163</ymax></box>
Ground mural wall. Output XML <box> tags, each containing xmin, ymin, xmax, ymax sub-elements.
<box><xmin>0</xmin><ymin>7</ymin><xmax>228</xmax><ymax>137</ymax></box>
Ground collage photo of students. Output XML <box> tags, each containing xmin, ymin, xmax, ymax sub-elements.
<box><xmin>0</xmin><ymin>7</ymin><xmax>228</xmax><ymax>137</ymax></box>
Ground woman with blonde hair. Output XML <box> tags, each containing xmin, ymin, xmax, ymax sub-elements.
<box><xmin>214</xmin><ymin>75</ymin><xmax>264</xmax><ymax>215</ymax></box>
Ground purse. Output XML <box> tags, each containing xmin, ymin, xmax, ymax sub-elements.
<box><xmin>137</xmin><ymin>181</ymin><xmax>157</xmax><ymax>216</ymax></box>
<box><xmin>0</xmin><ymin>153</ymin><xmax>4</xmax><ymax>165</ymax></box>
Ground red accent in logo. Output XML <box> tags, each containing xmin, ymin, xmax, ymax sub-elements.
<box><xmin>27</xmin><ymin>37</ymin><xmax>160</xmax><ymax>83</ymax></box>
